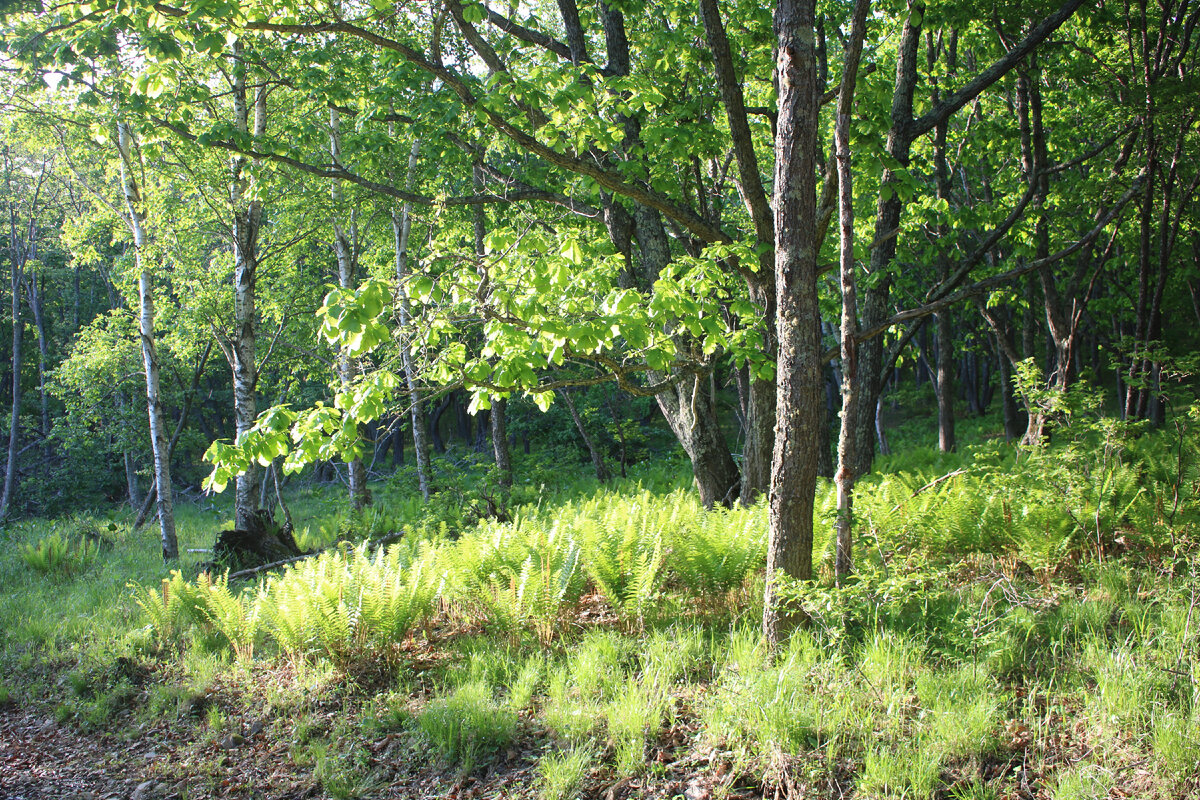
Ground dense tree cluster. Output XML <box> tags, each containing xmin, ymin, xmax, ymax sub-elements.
<box><xmin>1</xmin><ymin>0</ymin><xmax>1196</xmax><ymax>639</ymax></box>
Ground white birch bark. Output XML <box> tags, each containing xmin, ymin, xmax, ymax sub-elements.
<box><xmin>229</xmin><ymin>42</ymin><xmax>266</xmax><ymax>530</ymax></box>
<box><xmin>390</xmin><ymin>136</ymin><xmax>432</xmax><ymax>500</ymax></box>
<box><xmin>117</xmin><ymin>121</ymin><xmax>178</xmax><ymax>560</ymax></box>
<box><xmin>330</xmin><ymin>107</ymin><xmax>369</xmax><ymax>510</ymax></box>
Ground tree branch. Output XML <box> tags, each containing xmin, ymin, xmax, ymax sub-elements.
<box><xmin>909</xmin><ymin>0</ymin><xmax>1087</xmax><ymax>139</ymax></box>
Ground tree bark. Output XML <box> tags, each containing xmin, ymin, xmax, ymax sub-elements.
<box><xmin>1</xmin><ymin>210</ymin><xmax>23</xmax><ymax>522</ymax></box>
<box><xmin>117</xmin><ymin>121</ymin><xmax>178</xmax><ymax>561</ymax></box>
<box><xmin>134</xmin><ymin>341</ymin><xmax>213</xmax><ymax>530</ymax></box>
<box><xmin>391</xmin><ymin>136</ymin><xmax>432</xmax><ymax>501</ymax></box>
<box><xmin>229</xmin><ymin>53</ymin><xmax>266</xmax><ymax>530</ymax></box>
<box><xmin>589</xmin><ymin>7</ymin><xmax>742</xmax><ymax>508</ymax></box>
<box><xmin>698</xmin><ymin>0</ymin><xmax>777</xmax><ymax>503</ymax></box>
<box><xmin>936</xmin><ymin>311</ymin><xmax>956</xmax><ymax>451</ymax></box>
<box><xmin>764</xmin><ymin>0</ymin><xmax>821</xmax><ymax>646</ymax></box>
<box><xmin>833</xmin><ymin>0</ymin><xmax>871</xmax><ymax>581</ymax></box>
<box><xmin>490</xmin><ymin>397</ymin><xmax>513</xmax><ymax>488</ymax></box>
<box><xmin>26</xmin><ymin>273</ymin><xmax>50</xmax><ymax>444</ymax></box>
<box><xmin>330</xmin><ymin>106</ymin><xmax>369</xmax><ymax>511</ymax></box>
<box><xmin>562</xmin><ymin>389</ymin><xmax>611</xmax><ymax>482</ymax></box>
<box><xmin>852</xmin><ymin>1</ymin><xmax>922</xmax><ymax>477</ymax></box>
<box><xmin>930</xmin><ymin>33</ymin><xmax>957</xmax><ymax>453</ymax></box>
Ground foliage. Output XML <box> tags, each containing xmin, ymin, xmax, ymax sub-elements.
<box><xmin>258</xmin><ymin>542</ymin><xmax>434</xmax><ymax>666</ymax></box>
<box><xmin>20</xmin><ymin>530</ymin><xmax>100</xmax><ymax>576</ymax></box>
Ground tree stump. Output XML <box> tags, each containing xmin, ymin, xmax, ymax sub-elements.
<box><xmin>209</xmin><ymin>509</ymin><xmax>303</xmax><ymax>573</ymax></box>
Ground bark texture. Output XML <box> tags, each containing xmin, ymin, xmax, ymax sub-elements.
<box><xmin>117</xmin><ymin>121</ymin><xmax>178</xmax><ymax>561</ymax></box>
<box><xmin>391</xmin><ymin>136</ymin><xmax>432</xmax><ymax>501</ymax></box>
<box><xmin>833</xmin><ymin>0</ymin><xmax>871</xmax><ymax>581</ymax></box>
<box><xmin>765</xmin><ymin>0</ymin><xmax>821</xmax><ymax>646</ymax></box>
<box><xmin>229</xmin><ymin>49</ymin><xmax>267</xmax><ymax>529</ymax></box>
<box><xmin>330</xmin><ymin>107</ymin><xmax>370</xmax><ymax>511</ymax></box>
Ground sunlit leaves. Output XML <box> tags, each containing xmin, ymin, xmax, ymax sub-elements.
<box><xmin>318</xmin><ymin>279</ymin><xmax>393</xmax><ymax>357</ymax></box>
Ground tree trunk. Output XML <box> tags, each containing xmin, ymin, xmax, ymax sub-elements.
<box><xmin>137</xmin><ymin>268</ymin><xmax>178</xmax><ymax>560</ymax></box>
<box><xmin>742</xmin><ymin>366</ymin><xmax>775</xmax><ymax>504</ymax></box>
<box><xmin>562</xmin><ymin>389</ymin><xmax>611</xmax><ymax>482</ymax></box>
<box><xmin>1</xmin><ymin>238</ymin><xmax>22</xmax><ymax>522</ymax></box>
<box><xmin>455</xmin><ymin>393</ymin><xmax>471</xmax><ymax>441</ymax></box>
<box><xmin>875</xmin><ymin>396</ymin><xmax>891</xmax><ymax>456</ymax></box>
<box><xmin>996</xmin><ymin>326</ymin><xmax>1023</xmax><ymax>441</ymax></box>
<box><xmin>229</xmin><ymin>44</ymin><xmax>265</xmax><ymax>530</ymax></box>
<box><xmin>134</xmin><ymin>341</ymin><xmax>213</xmax><ymax>531</ymax></box>
<box><xmin>392</xmin><ymin>421</ymin><xmax>404</xmax><ymax>467</ymax></box>
<box><xmin>116</xmin><ymin>390</ymin><xmax>142</xmax><ymax>509</ymax></box>
<box><xmin>697</xmin><ymin>0</ymin><xmax>777</xmax><ymax>504</ymax></box>
<box><xmin>764</xmin><ymin>0</ymin><xmax>821</xmax><ymax>646</ymax></box>
<box><xmin>936</xmin><ymin>311</ymin><xmax>956</xmax><ymax>451</ymax></box>
<box><xmin>490</xmin><ymin>398</ymin><xmax>513</xmax><ymax>487</ymax></box>
<box><xmin>391</xmin><ymin>136</ymin><xmax>432</xmax><ymax>501</ymax></box>
<box><xmin>591</xmin><ymin>10</ymin><xmax>743</xmax><ymax>508</ymax></box>
<box><xmin>26</xmin><ymin>274</ymin><xmax>50</xmax><ymax>444</ymax></box>
<box><xmin>330</xmin><ymin>106</ymin><xmax>369</xmax><ymax>512</ymax></box>
<box><xmin>629</xmin><ymin>204</ymin><xmax>741</xmax><ymax>507</ymax></box>
<box><xmin>833</xmin><ymin>0</ymin><xmax>870</xmax><ymax>581</ymax></box>
<box><xmin>928</xmin><ymin>28</ymin><xmax>957</xmax><ymax>453</ymax></box>
<box><xmin>430</xmin><ymin>393</ymin><xmax>451</xmax><ymax>453</ymax></box>
<box><xmin>124</xmin><ymin>448</ymin><xmax>141</xmax><ymax>510</ymax></box>
<box><xmin>853</xmin><ymin>2</ymin><xmax>923</xmax><ymax>478</ymax></box>
<box><xmin>117</xmin><ymin>121</ymin><xmax>178</xmax><ymax>561</ymax></box>
<box><xmin>656</xmin><ymin>376</ymin><xmax>740</xmax><ymax>508</ymax></box>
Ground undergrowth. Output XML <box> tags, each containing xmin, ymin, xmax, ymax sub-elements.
<box><xmin>3</xmin><ymin>407</ymin><xmax>1199</xmax><ymax>798</ymax></box>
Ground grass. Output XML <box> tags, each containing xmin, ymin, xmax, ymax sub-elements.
<box><xmin>1</xmin><ymin>420</ymin><xmax>1199</xmax><ymax>798</ymax></box>
<box><xmin>538</xmin><ymin>744</ymin><xmax>593</xmax><ymax>800</ymax></box>
<box><xmin>418</xmin><ymin>680</ymin><xmax>518</xmax><ymax>771</ymax></box>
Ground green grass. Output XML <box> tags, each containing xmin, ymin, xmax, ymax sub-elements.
<box><xmin>2</xmin><ymin>418</ymin><xmax>1199</xmax><ymax>798</ymax></box>
<box><xmin>537</xmin><ymin>744</ymin><xmax>593</xmax><ymax>800</ymax></box>
<box><xmin>418</xmin><ymin>680</ymin><xmax>518</xmax><ymax>771</ymax></box>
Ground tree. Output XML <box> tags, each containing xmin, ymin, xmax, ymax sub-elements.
<box><xmin>116</xmin><ymin>119</ymin><xmax>178</xmax><ymax>561</ymax></box>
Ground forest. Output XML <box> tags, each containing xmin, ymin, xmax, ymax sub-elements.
<box><xmin>0</xmin><ymin>0</ymin><xmax>1198</xmax><ymax>796</ymax></box>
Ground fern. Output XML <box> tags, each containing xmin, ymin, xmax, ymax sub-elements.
<box><xmin>574</xmin><ymin>493</ymin><xmax>669</xmax><ymax>622</ymax></box>
<box><xmin>448</xmin><ymin>517</ymin><xmax>584</xmax><ymax>640</ymax></box>
<box><xmin>257</xmin><ymin>544</ymin><xmax>433</xmax><ymax>664</ymax></box>
<box><xmin>133</xmin><ymin>570</ymin><xmax>192</xmax><ymax>642</ymax></box>
<box><xmin>21</xmin><ymin>532</ymin><xmax>99</xmax><ymax>576</ymax></box>
<box><xmin>191</xmin><ymin>573</ymin><xmax>259</xmax><ymax>661</ymax></box>
<box><xmin>673</xmin><ymin>504</ymin><xmax>767</xmax><ymax>597</ymax></box>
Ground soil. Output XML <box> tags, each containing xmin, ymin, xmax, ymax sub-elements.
<box><xmin>0</xmin><ymin>697</ymin><xmax>764</xmax><ymax>800</ymax></box>
<box><xmin>0</xmin><ymin>702</ymin><xmax>318</xmax><ymax>800</ymax></box>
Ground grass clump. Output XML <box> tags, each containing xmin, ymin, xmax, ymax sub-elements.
<box><xmin>858</xmin><ymin>741</ymin><xmax>943</xmax><ymax>799</ymax></box>
<box><xmin>538</xmin><ymin>744</ymin><xmax>593</xmax><ymax>800</ymax></box>
<box><xmin>418</xmin><ymin>680</ymin><xmax>518</xmax><ymax>771</ymax></box>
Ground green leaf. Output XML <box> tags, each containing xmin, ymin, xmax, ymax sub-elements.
<box><xmin>559</xmin><ymin>239</ymin><xmax>584</xmax><ymax>265</ymax></box>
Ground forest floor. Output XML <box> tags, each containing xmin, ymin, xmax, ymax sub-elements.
<box><xmin>3</xmin><ymin>430</ymin><xmax>1200</xmax><ymax>800</ymax></box>
<box><xmin>0</xmin><ymin>659</ymin><xmax>768</xmax><ymax>800</ymax></box>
